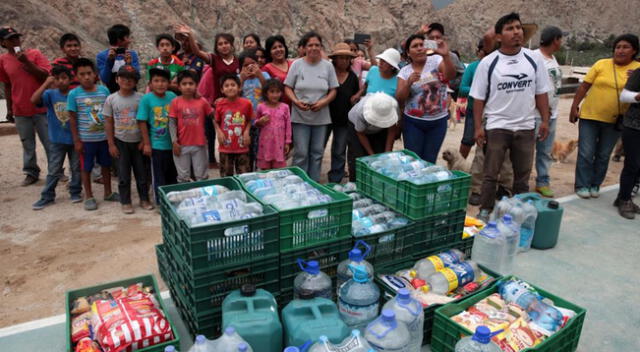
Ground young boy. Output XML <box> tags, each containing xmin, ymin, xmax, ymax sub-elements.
<box><xmin>214</xmin><ymin>74</ymin><xmax>253</xmax><ymax>177</ymax></box>
<box><xmin>31</xmin><ymin>66</ymin><xmax>82</xmax><ymax>209</ymax></box>
<box><xmin>53</xmin><ymin>33</ymin><xmax>82</xmax><ymax>88</ymax></box>
<box><xmin>137</xmin><ymin>67</ymin><xmax>178</xmax><ymax>202</ymax></box>
<box><xmin>103</xmin><ymin>65</ymin><xmax>154</xmax><ymax>214</ymax></box>
<box><xmin>169</xmin><ymin>70</ymin><xmax>213</xmax><ymax>182</ymax></box>
<box><xmin>67</xmin><ymin>58</ymin><xmax>119</xmax><ymax>211</ymax></box>
<box><xmin>96</xmin><ymin>24</ymin><xmax>140</xmax><ymax>93</ymax></box>
<box><xmin>147</xmin><ymin>34</ymin><xmax>185</xmax><ymax>92</ymax></box>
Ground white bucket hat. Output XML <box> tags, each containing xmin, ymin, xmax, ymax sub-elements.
<box><xmin>375</xmin><ymin>48</ymin><xmax>401</xmax><ymax>70</ymax></box>
<box><xmin>363</xmin><ymin>92</ymin><xmax>399</xmax><ymax>128</ymax></box>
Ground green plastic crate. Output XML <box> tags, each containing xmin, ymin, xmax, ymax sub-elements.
<box><xmin>235</xmin><ymin>167</ymin><xmax>353</xmax><ymax>252</ymax></box>
<box><xmin>412</xmin><ymin>209</ymin><xmax>467</xmax><ymax>258</ymax></box>
<box><xmin>65</xmin><ymin>274</ymin><xmax>180</xmax><ymax>352</ymax></box>
<box><xmin>169</xmin><ymin>280</ymin><xmax>222</xmax><ymax>339</ymax></box>
<box><xmin>431</xmin><ymin>276</ymin><xmax>586</xmax><ymax>352</ymax></box>
<box><xmin>158</xmin><ymin>177</ymin><xmax>280</xmax><ymax>273</ymax></box>
<box><xmin>356</xmin><ymin>150</ymin><xmax>471</xmax><ymax>220</ymax></box>
<box><xmin>374</xmin><ymin>238</ymin><xmax>499</xmax><ymax>345</ymax></box>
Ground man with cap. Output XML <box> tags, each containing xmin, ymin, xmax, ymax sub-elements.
<box><xmin>346</xmin><ymin>92</ymin><xmax>399</xmax><ymax>181</ymax></box>
<box><xmin>533</xmin><ymin>26</ymin><xmax>566</xmax><ymax>198</ymax></box>
<box><xmin>0</xmin><ymin>26</ymin><xmax>52</xmax><ymax>186</ymax></box>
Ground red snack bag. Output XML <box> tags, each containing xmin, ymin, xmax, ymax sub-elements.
<box><xmin>71</xmin><ymin>312</ymin><xmax>94</xmax><ymax>343</ymax></box>
<box><xmin>75</xmin><ymin>338</ymin><xmax>101</xmax><ymax>352</ymax></box>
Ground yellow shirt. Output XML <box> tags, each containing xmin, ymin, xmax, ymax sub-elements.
<box><xmin>580</xmin><ymin>58</ymin><xmax>640</xmax><ymax>123</ymax></box>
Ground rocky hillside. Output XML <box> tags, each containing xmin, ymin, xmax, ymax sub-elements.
<box><xmin>1</xmin><ymin>0</ymin><xmax>638</xmax><ymax>66</ymax></box>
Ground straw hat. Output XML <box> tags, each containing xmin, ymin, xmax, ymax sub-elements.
<box><xmin>376</xmin><ymin>48</ymin><xmax>401</xmax><ymax>70</ymax></box>
<box><xmin>329</xmin><ymin>42</ymin><xmax>356</xmax><ymax>58</ymax></box>
<box><xmin>363</xmin><ymin>93</ymin><xmax>399</xmax><ymax>128</ymax></box>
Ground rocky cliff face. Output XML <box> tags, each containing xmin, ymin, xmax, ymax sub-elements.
<box><xmin>0</xmin><ymin>0</ymin><xmax>637</xmax><ymax>64</ymax></box>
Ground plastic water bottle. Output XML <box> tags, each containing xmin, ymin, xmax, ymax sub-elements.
<box><xmin>343</xmin><ymin>182</ymin><xmax>357</xmax><ymax>192</ymax></box>
<box><xmin>382</xmin><ymin>288</ymin><xmax>424</xmax><ymax>352</ymax></box>
<box><xmin>353</xmin><ymin>204</ymin><xmax>387</xmax><ymax>219</ymax></box>
<box><xmin>283</xmin><ymin>347</ymin><xmax>300</xmax><ymax>352</ymax></box>
<box><xmin>213</xmin><ymin>326</ymin><xmax>254</xmax><ymax>352</ymax></box>
<box><xmin>425</xmin><ymin>261</ymin><xmax>482</xmax><ymax>295</ymax></box>
<box><xmin>491</xmin><ymin>196</ymin><xmax>513</xmax><ymax>221</ymax></box>
<box><xmin>166</xmin><ymin>185</ymin><xmax>229</xmax><ymax>203</ymax></box>
<box><xmin>471</xmin><ymin>222</ymin><xmax>507</xmax><ymax>274</ymax></box>
<box><xmin>454</xmin><ymin>326</ymin><xmax>502</xmax><ymax>352</ymax></box>
<box><xmin>364</xmin><ymin>310</ymin><xmax>410</xmax><ymax>352</ymax></box>
<box><xmin>497</xmin><ymin>215</ymin><xmax>519</xmax><ymax>275</ymax></box>
<box><xmin>294</xmin><ymin>260</ymin><xmax>332</xmax><ymax>299</ymax></box>
<box><xmin>518</xmin><ymin>200</ymin><xmax>538</xmax><ymax>252</ymax></box>
<box><xmin>189</xmin><ymin>335</ymin><xmax>214</xmax><ymax>352</ymax></box>
<box><xmin>309</xmin><ymin>330</ymin><xmax>372</xmax><ymax>352</ymax></box>
<box><xmin>349</xmin><ymin>193</ymin><xmax>364</xmax><ymax>200</ymax></box>
<box><xmin>337</xmin><ymin>241</ymin><xmax>373</xmax><ymax>293</ymax></box>
<box><xmin>353</xmin><ymin>198</ymin><xmax>374</xmax><ymax>208</ymax></box>
<box><xmin>499</xmin><ymin>280</ymin><xmax>563</xmax><ymax>334</ymax></box>
<box><xmin>338</xmin><ymin>265</ymin><xmax>380</xmax><ymax>331</ymax></box>
<box><xmin>352</xmin><ymin>218</ymin><xmax>388</xmax><ymax>236</ymax></box>
<box><xmin>412</xmin><ymin>249</ymin><xmax>465</xmax><ymax>279</ymax></box>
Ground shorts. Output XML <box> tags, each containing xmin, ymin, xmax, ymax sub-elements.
<box><xmin>219</xmin><ymin>153</ymin><xmax>250</xmax><ymax>177</ymax></box>
<box><xmin>81</xmin><ymin>140</ymin><xmax>111</xmax><ymax>172</ymax></box>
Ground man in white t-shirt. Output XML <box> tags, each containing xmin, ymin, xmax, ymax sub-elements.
<box><xmin>533</xmin><ymin>26</ymin><xmax>566</xmax><ymax>198</ymax></box>
<box><xmin>470</xmin><ymin>12</ymin><xmax>552</xmax><ymax>220</ymax></box>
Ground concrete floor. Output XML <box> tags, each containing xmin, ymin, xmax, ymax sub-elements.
<box><xmin>0</xmin><ymin>186</ymin><xmax>638</xmax><ymax>351</ymax></box>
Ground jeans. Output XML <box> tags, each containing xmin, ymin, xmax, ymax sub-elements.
<box><xmin>480</xmin><ymin>129</ymin><xmax>536</xmax><ymax>210</ymax></box>
<box><xmin>151</xmin><ymin>149</ymin><xmax>177</xmax><ymax>203</ymax></box>
<box><xmin>14</xmin><ymin>114</ymin><xmax>50</xmax><ymax>178</ymax></box>
<box><xmin>204</xmin><ymin>117</ymin><xmax>217</xmax><ymax>164</ymax></box>
<box><xmin>535</xmin><ymin>117</ymin><xmax>557</xmax><ymax>187</ymax></box>
<box><xmin>617</xmin><ymin>127</ymin><xmax>640</xmax><ymax>201</ymax></box>
<box><xmin>402</xmin><ymin>115</ymin><xmax>448</xmax><ymax>163</ymax></box>
<box><xmin>292</xmin><ymin>123</ymin><xmax>328</xmax><ymax>182</ymax></box>
<box><xmin>327</xmin><ymin>124</ymin><xmax>349</xmax><ymax>183</ymax></box>
<box><xmin>575</xmin><ymin>118</ymin><xmax>620</xmax><ymax>189</ymax></box>
<box><xmin>346</xmin><ymin>122</ymin><xmax>387</xmax><ymax>182</ymax></box>
<box><xmin>40</xmin><ymin>143</ymin><xmax>81</xmax><ymax>201</ymax></box>
<box><xmin>116</xmin><ymin>139</ymin><xmax>150</xmax><ymax>204</ymax></box>
<box><xmin>173</xmin><ymin>145</ymin><xmax>208</xmax><ymax>182</ymax></box>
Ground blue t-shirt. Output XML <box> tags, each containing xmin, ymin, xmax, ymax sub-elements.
<box><xmin>136</xmin><ymin>91</ymin><xmax>177</xmax><ymax>150</ymax></box>
<box><xmin>40</xmin><ymin>89</ymin><xmax>72</xmax><ymax>145</ymax></box>
<box><xmin>241</xmin><ymin>72</ymin><xmax>270</xmax><ymax>112</ymax></box>
<box><xmin>365</xmin><ymin>66</ymin><xmax>398</xmax><ymax>97</ymax></box>
<box><xmin>67</xmin><ymin>85</ymin><xmax>110</xmax><ymax>142</ymax></box>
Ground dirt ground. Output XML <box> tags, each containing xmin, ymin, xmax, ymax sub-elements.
<box><xmin>0</xmin><ymin>95</ymin><xmax>624</xmax><ymax>327</ymax></box>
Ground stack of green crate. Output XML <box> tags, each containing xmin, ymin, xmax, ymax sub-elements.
<box><xmin>156</xmin><ymin>177</ymin><xmax>280</xmax><ymax>338</ymax></box>
<box><xmin>235</xmin><ymin>167</ymin><xmax>353</xmax><ymax>304</ymax></box>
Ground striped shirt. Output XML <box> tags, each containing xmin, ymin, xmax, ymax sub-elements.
<box><xmin>67</xmin><ymin>85</ymin><xmax>110</xmax><ymax>142</ymax></box>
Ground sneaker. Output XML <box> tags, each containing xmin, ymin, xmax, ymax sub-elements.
<box><xmin>613</xmin><ymin>198</ymin><xmax>640</xmax><ymax>214</ymax></box>
<box><xmin>590</xmin><ymin>186</ymin><xmax>600</xmax><ymax>198</ymax></box>
<box><xmin>32</xmin><ymin>198</ymin><xmax>54</xmax><ymax>210</ymax></box>
<box><xmin>84</xmin><ymin>197</ymin><xmax>98</xmax><ymax>211</ymax></box>
<box><xmin>122</xmin><ymin>204</ymin><xmax>134</xmax><ymax>214</ymax></box>
<box><xmin>535</xmin><ymin>186</ymin><xmax>555</xmax><ymax>198</ymax></box>
<box><xmin>21</xmin><ymin>175</ymin><xmax>38</xmax><ymax>186</ymax></box>
<box><xmin>70</xmin><ymin>194</ymin><xmax>83</xmax><ymax>203</ymax></box>
<box><xmin>576</xmin><ymin>188</ymin><xmax>590</xmax><ymax>199</ymax></box>
<box><xmin>104</xmin><ymin>192</ymin><xmax>120</xmax><ymax>202</ymax></box>
<box><xmin>477</xmin><ymin>209</ymin><xmax>491</xmax><ymax>223</ymax></box>
<box><xmin>468</xmin><ymin>192</ymin><xmax>481</xmax><ymax>206</ymax></box>
<box><xmin>616</xmin><ymin>199</ymin><xmax>636</xmax><ymax>219</ymax></box>
<box><xmin>140</xmin><ymin>200</ymin><xmax>155</xmax><ymax>211</ymax></box>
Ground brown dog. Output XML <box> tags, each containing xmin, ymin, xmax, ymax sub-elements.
<box><xmin>551</xmin><ymin>139</ymin><xmax>578</xmax><ymax>163</ymax></box>
<box><xmin>442</xmin><ymin>148</ymin><xmax>471</xmax><ymax>172</ymax></box>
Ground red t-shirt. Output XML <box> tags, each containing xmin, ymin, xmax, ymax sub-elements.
<box><xmin>214</xmin><ymin>97</ymin><xmax>253</xmax><ymax>154</ymax></box>
<box><xmin>262</xmin><ymin>60</ymin><xmax>293</xmax><ymax>105</ymax></box>
<box><xmin>208</xmin><ymin>54</ymin><xmax>240</xmax><ymax>100</ymax></box>
<box><xmin>169</xmin><ymin>96</ymin><xmax>213</xmax><ymax>146</ymax></box>
<box><xmin>0</xmin><ymin>49</ymin><xmax>51</xmax><ymax>116</ymax></box>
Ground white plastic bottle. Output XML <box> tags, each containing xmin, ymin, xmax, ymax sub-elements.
<box><xmin>309</xmin><ymin>330</ymin><xmax>372</xmax><ymax>352</ymax></box>
<box><xmin>364</xmin><ymin>309</ymin><xmax>410</xmax><ymax>352</ymax></box>
<box><xmin>471</xmin><ymin>222</ymin><xmax>506</xmax><ymax>274</ymax></box>
<box><xmin>454</xmin><ymin>326</ymin><xmax>502</xmax><ymax>352</ymax></box>
<box><xmin>188</xmin><ymin>335</ymin><xmax>214</xmax><ymax>352</ymax></box>
<box><xmin>497</xmin><ymin>214</ymin><xmax>520</xmax><ymax>275</ymax></box>
<box><xmin>381</xmin><ymin>288</ymin><xmax>424</xmax><ymax>352</ymax></box>
<box><xmin>214</xmin><ymin>326</ymin><xmax>254</xmax><ymax>352</ymax></box>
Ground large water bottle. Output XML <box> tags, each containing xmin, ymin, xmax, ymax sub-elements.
<box><xmin>308</xmin><ymin>330</ymin><xmax>372</xmax><ymax>352</ymax></box>
<box><xmin>213</xmin><ymin>326</ymin><xmax>254</xmax><ymax>352</ymax></box>
<box><xmin>518</xmin><ymin>200</ymin><xmax>538</xmax><ymax>252</ymax></box>
<box><xmin>381</xmin><ymin>288</ymin><xmax>424</xmax><ymax>352</ymax></box>
<box><xmin>166</xmin><ymin>185</ymin><xmax>230</xmax><ymax>203</ymax></box>
<box><xmin>425</xmin><ymin>261</ymin><xmax>482</xmax><ymax>295</ymax></box>
<box><xmin>294</xmin><ymin>260</ymin><xmax>332</xmax><ymax>299</ymax></box>
<box><xmin>497</xmin><ymin>215</ymin><xmax>519</xmax><ymax>275</ymax></box>
<box><xmin>188</xmin><ymin>335</ymin><xmax>214</xmax><ymax>352</ymax></box>
<box><xmin>491</xmin><ymin>196</ymin><xmax>514</xmax><ymax>221</ymax></box>
<box><xmin>471</xmin><ymin>222</ymin><xmax>507</xmax><ymax>274</ymax></box>
<box><xmin>337</xmin><ymin>241</ymin><xmax>374</xmax><ymax>293</ymax></box>
<box><xmin>364</xmin><ymin>310</ymin><xmax>410</xmax><ymax>352</ymax></box>
<box><xmin>454</xmin><ymin>326</ymin><xmax>502</xmax><ymax>352</ymax></box>
<box><xmin>338</xmin><ymin>265</ymin><xmax>380</xmax><ymax>331</ymax></box>
<box><xmin>412</xmin><ymin>249</ymin><xmax>465</xmax><ymax>280</ymax></box>
<box><xmin>499</xmin><ymin>280</ymin><xmax>564</xmax><ymax>334</ymax></box>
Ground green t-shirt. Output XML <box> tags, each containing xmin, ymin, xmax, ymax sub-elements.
<box><xmin>136</xmin><ymin>91</ymin><xmax>177</xmax><ymax>150</ymax></box>
<box><xmin>146</xmin><ymin>56</ymin><xmax>185</xmax><ymax>81</ymax></box>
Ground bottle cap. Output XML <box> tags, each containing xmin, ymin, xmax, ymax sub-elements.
<box><xmin>351</xmin><ymin>329</ymin><xmax>361</xmax><ymax>337</ymax></box>
<box><xmin>487</xmin><ymin>221</ymin><xmax>498</xmax><ymax>229</ymax></box>
<box><xmin>305</xmin><ymin>260</ymin><xmax>320</xmax><ymax>274</ymax></box>
<box><xmin>240</xmin><ymin>284</ymin><xmax>256</xmax><ymax>297</ymax></box>
<box><xmin>238</xmin><ymin>342</ymin><xmax>249</xmax><ymax>352</ymax></box>
<box><xmin>548</xmin><ymin>201</ymin><xmax>559</xmax><ymax>209</ymax></box>
<box><xmin>283</xmin><ymin>347</ymin><xmax>300</xmax><ymax>352</ymax></box>
<box><xmin>164</xmin><ymin>346</ymin><xmax>176</xmax><ymax>352</ymax></box>
<box><xmin>397</xmin><ymin>288</ymin><xmax>412</xmax><ymax>303</ymax></box>
<box><xmin>225</xmin><ymin>326</ymin><xmax>235</xmax><ymax>335</ymax></box>
<box><xmin>319</xmin><ymin>335</ymin><xmax>329</xmax><ymax>343</ymax></box>
<box><xmin>419</xmin><ymin>285</ymin><xmax>430</xmax><ymax>293</ymax></box>
<box><xmin>381</xmin><ymin>309</ymin><xmax>396</xmax><ymax>322</ymax></box>
<box><xmin>195</xmin><ymin>335</ymin><xmax>206</xmax><ymax>344</ymax></box>
<box><xmin>502</xmin><ymin>214</ymin><xmax>513</xmax><ymax>223</ymax></box>
<box><xmin>349</xmin><ymin>264</ymin><xmax>369</xmax><ymax>283</ymax></box>
<box><xmin>411</xmin><ymin>278</ymin><xmax>426</xmax><ymax>289</ymax></box>
<box><xmin>348</xmin><ymin>248</ymin><xmax>364</xmax><ymax>262</ymax></box>
<box><xmin>472</xmin><ymin>325</ymin><xmax>503</xmax><ymax>344</ymax></box>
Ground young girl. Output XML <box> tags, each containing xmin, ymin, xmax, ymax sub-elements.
<box><xmin>168</xmin><ymin>70</ymin><xmax>213</xmax><ymax>182</ymax></box>
<box><xmin>255</xmin><ymin>79</ymin><xmax>291</xmax><ymax>170</ymax></box>
<box><xmin>214</xmin><ymin>74</ymin><xmax>254</xmax><ymax>176</ymax></box>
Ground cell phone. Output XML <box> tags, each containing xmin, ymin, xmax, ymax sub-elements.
<box><xmin>423</xmin><ymin>40</ymin><xmax>438</xmax><ymax>55</ymax></box>
<box><xmin>115</xmin><ymin>47</ymin><xmax>126</xmax><ymax>55</ymax></box>
<box><xmin>354</xmin><ymin>33</ymin><xmax>371</xmax><ymax>45</ymax></box>
<box><xmin>13</xmin><ymin>46</ymin><xmax>21</xmax><ymax>54</ymax></box>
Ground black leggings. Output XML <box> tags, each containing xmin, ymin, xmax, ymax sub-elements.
<box><xmin>618</xmin><ymin>127</ymin><xmax>640</xmax><ymax>201</ymax></box>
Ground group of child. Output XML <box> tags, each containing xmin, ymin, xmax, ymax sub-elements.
<box><xmin>26</xmin><ymin>26</ymin><xmax>292</xmax><ymax>213</ymax></box>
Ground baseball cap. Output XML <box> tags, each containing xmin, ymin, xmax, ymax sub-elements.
<box><xmin>0</xmin><ymin>27</ymin><xmax>21</xmax><ymax>40</ymax></box>
<box><xmin>148</xmin><ymin>67</ymin><xmax>171</xmax><ymax>80</ymax></box>
<box><xmin>540</xmin><ymin>26</ymin><xmax>569</xmax><ymax>45</ymax></box>
<box><xmin>117</xmin><ymin>65</ymin><xmax>140</xmax><ymax>81</ymax></box>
